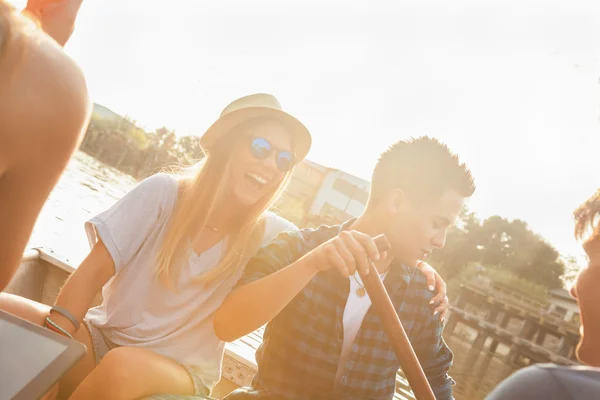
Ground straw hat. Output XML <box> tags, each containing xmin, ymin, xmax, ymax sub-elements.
<box><xmin>199</xmin><ymin>93</ymin><xmax>312</xmax><ymax>161</ymax></box>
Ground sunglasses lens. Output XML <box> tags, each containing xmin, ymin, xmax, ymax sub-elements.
<box><xmin>251</xmin><ymin>137</ymin><xmax>272</xmax><ymax>160</ymax></box>
<box><xmin>277</xmin><ymin>152</ymin><xmax>294</xmax><ymax>172</ymax></box>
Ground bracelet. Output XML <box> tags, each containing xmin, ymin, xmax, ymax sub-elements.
<box><xmin>45</xmin><ymin>316</ymin><xmax>74</xmax><ymax>339</ymax></box>
<box><xmin>50</xmin><ymin>305</ymin><xmax>80</xmax><ymax>330</ymax></box>
<box><xmin>45</xmin><ymin>322</ymin><xmax>67</xmax><ymax>337</ymax></box>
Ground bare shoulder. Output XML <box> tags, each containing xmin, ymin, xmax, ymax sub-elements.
<box><xmin>0</xmin><ymin>9</ymin><xmax>90</xmax><ymax>167</ymax></box>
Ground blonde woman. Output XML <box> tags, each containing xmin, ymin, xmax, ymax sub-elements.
<box><xmin>0</xmin><ymin>93</ymin><xmax>313</xmax><ymax>399</ymax></box>
<box><xmin>0</xmin><ymin>0</ymin><xmax>90</xmax><ymax>291</ymax></box>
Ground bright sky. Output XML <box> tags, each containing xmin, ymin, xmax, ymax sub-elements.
<box><xmin>13</xmin><ymin>0</ymin><xmax>599</xmax><ymax>265</ymax></box>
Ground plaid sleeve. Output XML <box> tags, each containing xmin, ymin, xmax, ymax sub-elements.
<box><xmin>413</xmin><ymin>316</ymin><xmax>455</xmax><ymax>400</ymax></box>
<box><xmin>235</xmin><ymin>229</ymin><xmax>307</xmax><ymax>288</ymax></box>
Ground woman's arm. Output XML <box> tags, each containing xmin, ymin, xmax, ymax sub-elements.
<box><xmin>49</xmin><ymin>240</ymin><xmax>115</xmax><ymax>335</ymax></box>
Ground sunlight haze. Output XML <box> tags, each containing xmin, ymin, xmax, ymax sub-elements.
<box><xmin>12</xmin><ymin>0</ymin><xmax>600</xmax><ymax>265</ymax></box>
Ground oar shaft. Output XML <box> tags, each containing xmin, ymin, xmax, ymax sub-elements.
<box><xmin>362</xmin><ymin>235</ymin><xmax>436</xmax><ymax>400</ymax></box>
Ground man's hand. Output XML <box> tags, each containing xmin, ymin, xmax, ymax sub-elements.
<box><xmin>307</xmin><ymin>230</ymin><xmax>386</xmax><ymax>278</ymax></box>
<box><xmin>417</xmin><ymin>261</ymin><xmax>449</xmax><ymax>323</ymax></box>
<box><xmin>24</xmin><ymin>0</ymin><xmax>83</xmax><ymax>46</ymax></box>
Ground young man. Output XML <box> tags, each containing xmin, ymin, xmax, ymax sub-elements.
<box><xmin>215</xmin><ymin>137</ymin><xmax>476</xmax><ymax>400</ymax></box>
<box><xmin>486</xmin><ymin>189</ymin><xmax>600</xmax><ymax>399</ymax></box>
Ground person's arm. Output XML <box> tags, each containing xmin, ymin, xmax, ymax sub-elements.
<box><xmin>47</xmin><ymin>239</ymin><xmax>114</xmax><ymax>335</ymax></box>
<box><xmin>0</xmin><ymin>7</ymin><xmax>90</xmax><ymax>291</ymax></box>
<box><xmin>214</xmin><ymin>231</ymin><xmax>312</xmax><ymax>342</ymax></box>
<box><xmin>214</xmin><ymin>229</ymin><xmax>382</xmax><ymax>342</ymax></box>
<box><xmin>417</xmin><ymin>261</ymin><xmax>450</xmax><ymax>321</ymax></box>
<box><xmin>48</xmin><ymin>173</ymin><xmax>175</xmax><ymax>334</ymax></box>
<box><xmin>215</xmin><ymin>253</ymin><xmax>319</xmax><ymax>342</ymax></box>
<box><xmin>412</xmin><ymin>315</ymin><xmax>455</xmax><ymax>399</ymax></box>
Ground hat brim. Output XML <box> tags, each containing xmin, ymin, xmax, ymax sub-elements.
<box><xmin>199</xmin><ymin>107</ymin><xmax>312</xmax><ymax>162</ymax></box>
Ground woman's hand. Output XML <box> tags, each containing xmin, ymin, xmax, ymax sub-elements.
<box><xmin>24</xmin><ymin>0</ymin><xmax>84</xmax><ymax>46</ymax></box>
<box><xmin>417</xmin><ymin>261</ymin><xmax>449</xmax><ymax>323</ymax></box>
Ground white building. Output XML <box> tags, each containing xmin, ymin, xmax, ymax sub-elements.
<box><xmin>277</xmin><ymin>160</ymin><xmax>372</xmax><ymax>227</ymax></box>
<box><xmin>547</xmin><ymin>288</ymin><xmax>579</xmax><ymax>322</ymax></box>
<box><xmin>307</xmin><ymin>169</ymin><xmax>370</xmax><ymax>222</ymax></box>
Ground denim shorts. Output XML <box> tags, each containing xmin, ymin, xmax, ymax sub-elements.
<box><xmin>83</xmin><ymin>320</ymin><xmax>210</xmax><ymax>398</ymax></box>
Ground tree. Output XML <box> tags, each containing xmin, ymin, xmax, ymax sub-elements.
<box><xmin>430</xmin><ymin>210</ymin><xmax>566</xmax><ymax>289</ymax></box>
<box><xmin>429</xmin><ymin>208</ymin><xmax>481</xmax><ymax>279</ymax></box>
<box><xmin>177</xmin><ymin>136</ymin><xmax>204</xmax><ymax>165</ymax></box>
<box><xmin>561</xmin><ymin>256</ymin><xmax>580</xmax><ymax>288</ymax></box>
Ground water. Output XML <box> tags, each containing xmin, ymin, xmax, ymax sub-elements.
<box><xmin>28</xmin><ymin>152</ymin><xmax>137</xmax><ymax>266</ymax></box>
<box><xmin>28</xmin><ymin>152</ymin><xmax>517</xmax><ymax>399</ymax></box>
<box><xmin>445</xmin><ymin>336</ymin><xmax>516</xmax><ymax>399</ymax></box>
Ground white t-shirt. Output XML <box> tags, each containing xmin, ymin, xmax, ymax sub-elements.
<box><xmin>84</xmin><ymin>173</ymin><xmax>296</xmax><ymax>390</ymax></box>
<box><xmin>335</xmin><ymin>271</ymin><xmax>388</xmax><ymax>384</ymax></box>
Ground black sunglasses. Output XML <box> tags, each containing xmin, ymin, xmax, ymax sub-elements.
<box><xmin>250</xmin><ymin>137</ymin><xmax>295</xmax><ymax>172</ymax></box>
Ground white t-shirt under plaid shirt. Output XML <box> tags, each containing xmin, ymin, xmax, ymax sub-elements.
<box><xmin>335</xmin><ymin>271</ymin><xmax>388</xmax><ymax>385</ymax></box>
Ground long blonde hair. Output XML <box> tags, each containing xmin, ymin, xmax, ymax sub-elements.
<box><xmin>155</xmin><ymin>118</ymin><xmax>293</xmax><ymax>288</ymax></box>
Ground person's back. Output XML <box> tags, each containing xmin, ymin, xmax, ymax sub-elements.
<box><xmin>487</xmin><ymin>189</ymin><xmax>600</xmax><ymax>399</ymax></box>
<box><xmin>486</xmin><ymin>364</ymin><xmax>600</xmax><ymax>400</ymax></box>
<box><xmin>0</xmin><ymin>0</ymin><xmax>90</xmax><ymax>290</ymax></box>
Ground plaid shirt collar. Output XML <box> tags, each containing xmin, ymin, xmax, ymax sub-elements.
<box><xmin>332</xmin><ymin>219</ymin><xmax>417</xmax><ymax>297</ymax></box>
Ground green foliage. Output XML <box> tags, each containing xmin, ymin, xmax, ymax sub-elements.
<box><xmin>430</xmin><ymin>207</ymin><xmax>566</xmax><ymax>289</ymax></box>
<box><xmin>177</xmin><ymin>136</ymin><xmax>204</xmax><ymax>164</ymax></box>
<box><xmin>484</xmin><ymin>267</ymin><xmax>548</xmax><ymax>303</ymax></box>
<box><xmin>82</xmin><ymin>106</ymin><xmax>203</xmax><ymax>178</ymax></box>
<box><xmin>561</xmin><ymin>256</ymin><xmax>580</xmax><ymax>288</ymax></box>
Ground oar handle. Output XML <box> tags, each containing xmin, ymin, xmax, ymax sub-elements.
<box><xmin>361</xmin><ymin>234</ymin><xmax>436</xmax><ymax>400</ymax></box>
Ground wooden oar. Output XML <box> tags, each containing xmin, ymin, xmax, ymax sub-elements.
<box><xmin>360</xmin><ymin>234</ymin><xmax>436</xmax><ymax>400</ymax></box>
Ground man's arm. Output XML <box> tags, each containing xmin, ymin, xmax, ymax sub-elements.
<box><xmin>214</xmin><ymin>231</ymin><xmax>311</xmax><ymax>342</ymax></box>
<box><xmin>412</xmin><ymin>315</ymin><xmax>455</xmax><ymax>399</ymax></box>
<box><xmin>214</xmin><ymin>229</ymin><xmax>382</xmax><ymax>342</ymax></box>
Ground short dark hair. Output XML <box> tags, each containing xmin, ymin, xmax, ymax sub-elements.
<box><xmin>370</xmin><ymin>136</ymin><xmax>475</xmax><ymax>205</ymax></box>
<box><xmin>574</xmin><ymin>189</ymin><xmax>600</xmax><ymax>241</ymax></box>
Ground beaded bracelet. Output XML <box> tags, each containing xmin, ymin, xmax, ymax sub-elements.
<box><xmin>45</xmin><ymin>316</ymin><xmax>73</xmax><ymax>339</ymax></box>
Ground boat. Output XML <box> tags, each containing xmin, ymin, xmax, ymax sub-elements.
<box><xmin>6</xmin><ymin>248</ymin><xmax>415</xmax><ymax>399</ymax></box>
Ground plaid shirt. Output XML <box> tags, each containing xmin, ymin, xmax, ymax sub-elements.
<box><xmin>232</xmin><ymin>221</ymin><xmax>455</xmax><ymax>400</ymax></box>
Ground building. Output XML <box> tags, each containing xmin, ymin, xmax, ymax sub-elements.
<box><xmin>304</xmin><ymin>169</ymin><xmax>370</xmax><ymax>227</ymax></box>
<box><xmin>275</xmin><ymin>160</ymin><xmax>329</xmax><ymax>226</ymax></box>
<box><xmin>276</xmin><ymin>160</ymin><xmax>370</xmax><ymax>228</ymax></box>
<box><xmin>547</xmin><ymin>288</ymin><xmax>580</xmax><ymax>322</ymax></box>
